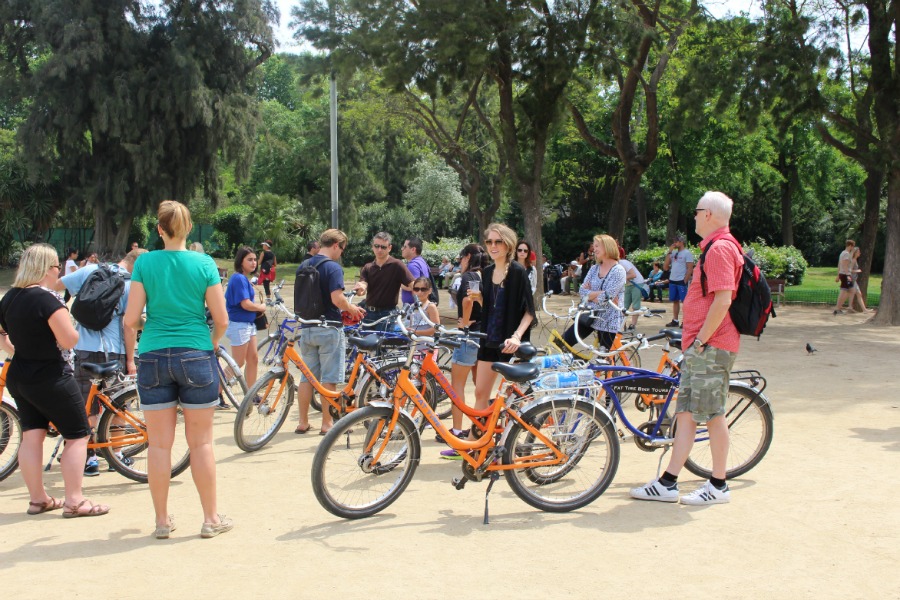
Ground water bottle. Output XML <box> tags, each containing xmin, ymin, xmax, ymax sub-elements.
<box><xmin>531</xmin><ymin>354</ymin><xmax>573</xmax><ymax>369</ymax></box>
<box><xmin>535</xmin><ymin>369</ymin><xmax>595</xmax><ymax>390</ymax></box>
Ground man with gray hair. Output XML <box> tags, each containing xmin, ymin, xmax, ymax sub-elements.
<box><xmin>663</xmin><ymin>233</ymin><xmax>694</xmax><ymax>327</ymax></box>
<box><xmin>631</xmin><ymin>191</ymin><xmax>743</xmax><ymax>506</ymax></box>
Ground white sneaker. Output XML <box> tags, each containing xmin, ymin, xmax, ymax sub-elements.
<box><xmin>680</xmin><ymin>481</ymin><xmax>730</xmax><ymax>505</ymax></box>
<box><xmin>629</xmin><ymin>478</ymin><xmax>679</xmax><ymax>502</ymax></box>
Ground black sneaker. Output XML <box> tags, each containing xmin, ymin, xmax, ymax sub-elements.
<box><xmin>666</xmin><ymin>320</ymin><xmax>679</xmax><ymax>328</ymax></box>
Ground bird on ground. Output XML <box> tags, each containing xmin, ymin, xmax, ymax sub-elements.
<box><xmin>806</xmin><ymin>343</ymin><xmax>818</xmax><ymax>355</ymax></box>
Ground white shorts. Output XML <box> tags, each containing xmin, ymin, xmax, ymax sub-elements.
<box><xmin>226</xmin><ymin>321</ymin><xmax>256</xmax><ymax>347</ymax></box>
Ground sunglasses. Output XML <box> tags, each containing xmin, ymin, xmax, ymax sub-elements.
<box><xmin>49</xmin><ymin>264</ymin><xmax>61</xmax><ymax>270</ymax></box>
<box><xmin>372</xmin><ymin>243</ymin><xmax>389</xmax><ymax>250</ymax></box>
<box><xmin>413</xmin><ymin>287</ymin><xmax>430</xmax><ymax>292</ymax></box>
<box><xmin>517</xmin><ymin>248</ymin><xmax>528</xmax><ymax>253</ymax></box>
<box><xmin>694</xmin><ymin>207</ymin><xmax>710</xmax><ymax>215</ymax></box>
<box><xmin>484</xmin><ymin>239</ymin><xmax>504</xmax><ymax>246</ymax></box>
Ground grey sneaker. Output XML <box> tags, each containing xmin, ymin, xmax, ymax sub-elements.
<box><xmin>680</xmin><ymin>481</ymin><xmax>730</xmax><ymax>505</ymax></box>
<box><xmin>629</xmin><ymin>478</ymin><xmax>679</xmax><ymax>502</ymax></box>
<box><xmin>154</xmin><ymin>515</ymin><xmax>176</xmax><ymax>539</ymax></box>
<box><xmin>200</xmin><ymin>514</ymin><xmax>234</xmax><ymax>538</ymax></box>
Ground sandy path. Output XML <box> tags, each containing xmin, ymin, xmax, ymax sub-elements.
<box><xmin>1</xmin><ymin>299</ymin><xmax>898</xmax><ymax>599</ymax></box>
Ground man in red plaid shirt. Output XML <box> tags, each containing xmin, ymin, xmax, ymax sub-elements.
<box><xmin>631</xmin><ymin>191</ymin><xmax>743</xmax><ymax>506</ymax></box>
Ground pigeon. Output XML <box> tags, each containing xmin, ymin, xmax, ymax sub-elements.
<box><xmin>806</xmin><ymin>343</ymin><xmax>818</xmax><ymax>355</ymax></box>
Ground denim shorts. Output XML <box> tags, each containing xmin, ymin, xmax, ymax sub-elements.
<box><xmin>137</xmin><ymin>348</ymin><xmax>219</xmax><ymax>410</ymax></box>
<box><xmin>451</xmin><ymin>340</ymin><xmax>479</xmax><ymax>367</ymax></box>
<box><xmin>669</xmin><ymin>283</ymin><xmax>688</xmax><ymax>302</ymax></box>
<box><xmin>676</xmin><ymin>345</ymin><xmax>737</xmax><ymax>422</ymax></box>
<box><xmin>297</xmin><ymin>327</ymin><xmax>346</xmax><ymax>385</ymax></box>
<box><xmin>226</xmin><ymin>320</ymin><xmax>256</xmax><ymax>347</ymax></box>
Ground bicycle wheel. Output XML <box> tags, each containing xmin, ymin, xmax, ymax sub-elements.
<box><xmin>97</xmin><ymin>390</ymin><xmax>191</xmax><ymax>484</ymax></box>
<box><xmin>682</xmin><ymin>385</ymin><xmax>774</xmax><ymax>479</ymax></box>
<box><xmin>311</xmin><ymin>405</ymin><xmax>420</xmax><ymax>519</ymax></box>
<box><xmin>504</xmin><ymin>398</ymin><xmax>619</xmax><ymax>512</ymax></box>
<box><xmin>358</xmin><ymin>362</ymin><xmax>434</xmax><ymax>433</ymax></box>
<box><xmin>0</xmin><ymin>402</ymin><xmax>22</xmax><ymax>482</ymax></box>
<box><xmin>217</xmin><ymin>350</ymin><xmax>248</xmax><ymax>409</ymax></box>
<box><xmin>234</xmin><ymin>370</ymin><xmax>294</xmax><ymax>452</ymax></box>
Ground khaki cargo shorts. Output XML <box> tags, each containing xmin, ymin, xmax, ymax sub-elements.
<box><xmin>675</xmin><ymin>345</ymin><xmax>737</xmax><ymax>422</ymax></box>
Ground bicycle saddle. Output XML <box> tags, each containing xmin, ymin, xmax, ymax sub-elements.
<box><xmin>348</xmin><ymin>335</ymin><xmax>382</xmax><ymax>352</ymax></box>
<box><xmin>491</xmin><ymin>362</ymin><xmax>540</xmax><ymax>383</ymax></box>
<box><xmin>81</xmin><ymin>361</ymin><xmax>122</xmax><ymax>377</ymax></box>
<box><xmin>514</xmin><ymin>343</ymin><xmax>538</xmax><ymax>361</ymax></box>
<box><xmin>660</xmin><ymin>328</ymin><xmax>682</xmax><ymax>350</ymax></box>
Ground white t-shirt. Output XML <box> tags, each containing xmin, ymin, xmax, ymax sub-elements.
<box><xmin>618</xmin><ymin>259</ymin><xmax>645</xmax><ymax>285</ymax></box>
<box><xmin>65</xmin><ymin>259</ymin><xmax>79</xmax><ymax>275</ymax></box>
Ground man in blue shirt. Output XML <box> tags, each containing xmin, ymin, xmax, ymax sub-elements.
<box><xmin>295</xmin><ymin>229</ymin><xmax>365</xmax><ymax>435</ymax></box>
<box><xmin>54</xmin><ymin>248</ymin><xmax>146</xmax><ymax>475</ymax></box>
<box><xmin>663</xmin><ymin>234</ymin><xmax>695</xmax><ymax>327</ymax></box>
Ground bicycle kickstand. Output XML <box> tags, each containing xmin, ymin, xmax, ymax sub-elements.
<box><xmin>655</xmin><ymin>446</ymin><xmax>671</xmax><ymax>479</ymax></box>
<box><xmin>45</xmin><ymin>437</ymin><xmax>64</xmax><ymax>471</ymax></box>
<box><xmin>483</xmin><ymin>472</ymin><xmax>500</xmax><ymax>525</ymax></box>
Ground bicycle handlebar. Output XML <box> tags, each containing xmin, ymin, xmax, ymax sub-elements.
<box><xmin>572</xmin><ymin>308</ymin><xmax>649</xmax><ymax>358</ymax></box>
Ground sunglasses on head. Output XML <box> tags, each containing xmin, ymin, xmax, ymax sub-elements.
<box><xmin>413</xmin><ymin>286</ymin><xmax>429</xmax><ymax>292</ymax></box>
<box><xmin>372</xmin><ymin>243</ymin><xmax>389</xmax><ymax>250</ymax></box>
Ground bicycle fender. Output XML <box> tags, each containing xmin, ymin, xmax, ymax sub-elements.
<box><xmin>728</xmin><ymin>381</ymin><xmax>774</xmax><ymax>416</ymax></box>
<box><xmin>108</xmin><ymin>384</ymin><xmax>140</xmax><ymax>408</ymax></box>
<box><xmin>365</xmin><ymin>401</ymin><xmax>419</xmax><ymax>431</ymax></box>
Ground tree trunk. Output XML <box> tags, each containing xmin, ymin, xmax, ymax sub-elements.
<box><xmin>93</xmin><ymin>206</ymin><xmax>135</xmax><ymax>259</ymax></box>
<box><xmin>855</xmin><ymin>167</ymin><xmax>883</xmax><ymax>299</ymax></box>
<box><xmin>520</xmin><ymin>179</ymin><xmax>544</xmax><ymax>298</ymax></box>
<box><xmin>635</xmin><ymin>186</ymin><xmax>649</xmax><ymax>248</ymax></box>
<box><xmin>870</xmin><ymin>168</ymin><xmax>899</xmax><ymax>325</ymax></box>
<box><xmin>778</xmin><ymin>154</ymin><xmax>796</xmax><ymax>247</ymax></box>
<box><xmin>666</xmin><ymin>196</ymin><xmax>680</xmax><ymax>243</ymax></box>
<box><xmin>608</xmin><ymin>166</ymin><xmax>643</xmax><ymax>243</ymax></box>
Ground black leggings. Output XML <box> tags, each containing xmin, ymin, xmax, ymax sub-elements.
<box><xmin>563</xmin><ymin>319</ymin><xmax>616</xmax><ymax>351</ymax></box>
<box><xmin>262</xmin><ymin>278</ymin><xmax>271</xmax><ymax>297</ymax></box>
<box><xmin>7</xmin><ymin>371</ymin><xmax>91</xmax><ymax>439</ymax></box>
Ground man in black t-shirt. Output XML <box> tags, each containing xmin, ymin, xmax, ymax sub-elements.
<box><xmin>352</xmin><ymin>232</ymin><xmax>413</xmax><ymax>331</ymax></box>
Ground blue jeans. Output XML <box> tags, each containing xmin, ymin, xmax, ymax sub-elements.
<box><xmin>137</xmin><ymin>348</ymin><xmax>219</xmax><ymax>410</ymax></box>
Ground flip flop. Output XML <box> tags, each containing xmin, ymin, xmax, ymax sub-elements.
<box><xmin>294</xmin><ymin>424</ymin><xmax>312</xmax><ymax>434</ymax></box>
<box><xmin>62</xmin><ymin>499</ymin><xmax>110</xmax><ymax>519</ymax></box>
<box><xmin>319</xmin><ymin>429</ymin><xmax>331</xmax><ymax>436</ymax></box>
<box><xmin>26</xmin><ymin>496</ymin><xmax>64</xmax><ymax>515</ymax></box>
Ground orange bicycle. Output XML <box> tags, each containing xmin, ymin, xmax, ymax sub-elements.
<box><xmin>310</xmin><ymin>307</ymin><xmax>620</xmax><ymax>520</ymax></box>
<box><xmin>1</xmin><ymin>359</ymin><xmax>190</xmax><ymax>483</ymax></box>
<box><xmin>233</xmin><ymin>314</ymin><xmax>434</xmax><ymax>452</ymax></box>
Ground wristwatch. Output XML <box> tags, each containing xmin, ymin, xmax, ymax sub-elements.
<box><xmin>693</xmin><ymin>339</ymin><xmax>707</xmax><ymax>351</ymax></box>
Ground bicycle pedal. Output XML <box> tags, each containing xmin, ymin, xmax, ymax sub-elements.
<box><xmin>451</xmin><ymin>477</ymin><xmax>467</xmax><ymax>490</ymax></box>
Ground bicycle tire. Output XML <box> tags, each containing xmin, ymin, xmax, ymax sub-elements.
<box><xmin>357</xmin><ymin>362</ymin><xmax>434</xmax><ymax>433</ymax></box>
<box><xmin>681</xmin><ymin>385</ymin><xmax>774</xmax><ymax>479</ymax></box>
<box><xmin>503</xmin><ymin>398</ymin><xmax>619</xmax><ymax>512</ymax></box>
<box><xmin>311</xmin><ymin>405</ymin><xmax>420</xmax><ymax>519</ymax></box>
<box><xmin>96</xmin><ymin>390</ymin><xmax>191</xmax><ymax>484</ymax></box>
<box><xmin>217</xmin><ymin>350</ymin><xmax>248</xmax><ymax>410</ymax></box>
<box><xmin>234</xmin><ymin>370</ymin><xmax>294</xmax><ymax>452</ymax></box>
<box><xmin>0</xmin><ymin>402</ymin><xmax>22</xmax><ymax>482</ymax></box>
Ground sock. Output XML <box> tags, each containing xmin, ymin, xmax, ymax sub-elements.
<box><xmin>710</xmin><ymin>477</ymin><xmax>727</xmax><ymax>490</ymax></box>
<box><xmin>659</xmin><ymin>471</ymin><xmax>678</xmax><ymax>487</ymax></box>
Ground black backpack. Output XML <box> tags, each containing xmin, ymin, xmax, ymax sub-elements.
<box><xmin>70</xmin><ymin>265</ymin><xmax>129</xmax><ymax>330</ymax></box>
<box><xmin>294</xmin><ymin>257</ymin><xmax>333</xmax><ymax>320</ymax></box>
<box><xmin>427</xmin><ymin>269</ymin><xmax>440</xmax><ymax>306</ymax></box>
<box><xmin>699</xmin><ymin>235</ymin><xmax>775</xmax><ymax>338</ymax></box>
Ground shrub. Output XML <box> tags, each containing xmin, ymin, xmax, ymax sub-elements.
<box><xmin>420</xmin><ymin>237</ymin><xmax>472</xmax><ymax>266</ymax></box>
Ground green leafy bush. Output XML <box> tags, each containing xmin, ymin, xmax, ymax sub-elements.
<box><xmin>420</xmin><ymin>237</ymin><xmax>472</xmax><ymax>266</ymax></box>
<box><xmin>211</xmin><ymin>204</ymin><xmax>252</xmax><ymax>257</ymax></box>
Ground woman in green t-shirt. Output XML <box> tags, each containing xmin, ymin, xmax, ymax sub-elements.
<box><xmin>125</xmin><ymin>200</ymin><xmax>232</xmax><ymax>540</ymax></box>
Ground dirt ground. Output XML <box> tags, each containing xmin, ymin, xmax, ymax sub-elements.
<box><xmin>1</xmin><ymin>290</ymin><xmax>898</xmax><ymax>599</ymax></box>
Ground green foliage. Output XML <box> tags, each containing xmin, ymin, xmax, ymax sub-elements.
<box><xmin>747</xmin><ymin>242</ymin><xmax>808</xmax><ymax>286</ymax></box>
<box><xmin>420</xmin><ymin>237</ymin><xmax>472</xmax><ymax>267</ymax></box>
<box><xmin>211</xmin><ymin>204</ymin><xmax>253</xmax><ymax>257</ymax></box>
<box><xmin>403</xmin><ymin>159</ymin><xmax>466</xmax><ymax>237</ymax></box>
<box><xmin>626</xmin><ymin>246</ymin><xmax>672</xmax><ymax>277</ymax></box>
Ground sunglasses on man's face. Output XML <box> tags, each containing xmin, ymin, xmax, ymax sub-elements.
<box><xmin>372</xmin><ymin>244</ymin><xmax>389</xmax><ymax>250</ymax></box>
<box><xmin>413</xmin><ymin>287</ymin><xmax>429</xmax><ymax>292</ymax></box>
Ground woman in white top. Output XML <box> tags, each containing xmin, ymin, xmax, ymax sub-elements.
<box><xmin>618</xmin><ymin>254</ymin><xmax>646</xmax><ymax>331</ymax></box>
<box><xmin>515</xmin><ymin>239</ymin><xmax>537</xmax><ymax>294</ymax></box>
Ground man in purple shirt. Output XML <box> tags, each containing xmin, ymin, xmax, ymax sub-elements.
<box><xmin>400</xmin><ymin>237</ymin><xmax>430</xmax><ymax>306</ymax></box>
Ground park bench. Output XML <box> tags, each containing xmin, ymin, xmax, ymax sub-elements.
<box><xmin>766</xmin><ymin>278</ymin><xmax>785</xmax><ymax>307</ymax></box>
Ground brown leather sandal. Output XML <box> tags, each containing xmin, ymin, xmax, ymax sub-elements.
<box><xmin>26</xmin><ymin>496</ymin><xmax>65</xmax><ymax>515</ymax></box>
<box><xmin>62</xmin><ymin>499</ymin><xmax>110</xmax><ymax>518</ymax></box>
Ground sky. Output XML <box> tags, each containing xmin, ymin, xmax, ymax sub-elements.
<box><xmin>271</xmin><ymin>0</ymin><xmax>761</xmax><ymax>55</ymax></box>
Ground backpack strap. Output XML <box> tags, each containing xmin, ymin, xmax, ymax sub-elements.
<box><xmin>699</xmin><ymin>233</ymin><xmax>742</xmax><ymax>297</ymax></box>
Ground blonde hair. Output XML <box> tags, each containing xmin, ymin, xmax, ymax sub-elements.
<box><xmin>483</xmin><ymin>223</ymin><xmax>518</xmax><ymax>263</ymax></box>
<box><xmin>189</xmin><ymin>242</ymin><xmax>205</xmax><ymax>253</ymax></box>
<box><xmin>158</xmin><ymin>200</ymin><xmax>193</xmax><ymax>240</ymax></box>
<box><xmin>593</xmin><ymin>234</ymin><xmax>619</xmax><ymax>263</ymax></box>
<box><xmin>320</xmin><ymin>228</ymin><xmax>348</xmax><ymax>249</ymax></box>
<box><xmin>13</xmin><ymin>243</ymin><xmax>59</xmax><ymax>288</ymax></box>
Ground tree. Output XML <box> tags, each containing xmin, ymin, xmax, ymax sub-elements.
<box><xmin>403</xmin><ymin>157</ymin><xmax>467</xmax><ymax>237</ymax></box>
<box><xmin>569</xmin><ymin>0</ymin><xmax>701</xmax><ymax>243</ymax></box>
<box><xmin>0</xmin><ymin>0</ymin><xmax>276</xmax><ymax>253</ymax></box>
<box><xmin>296</xmin><ymin>0</ymin><xmax>609</xmax><ymax>294</ymax></box>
